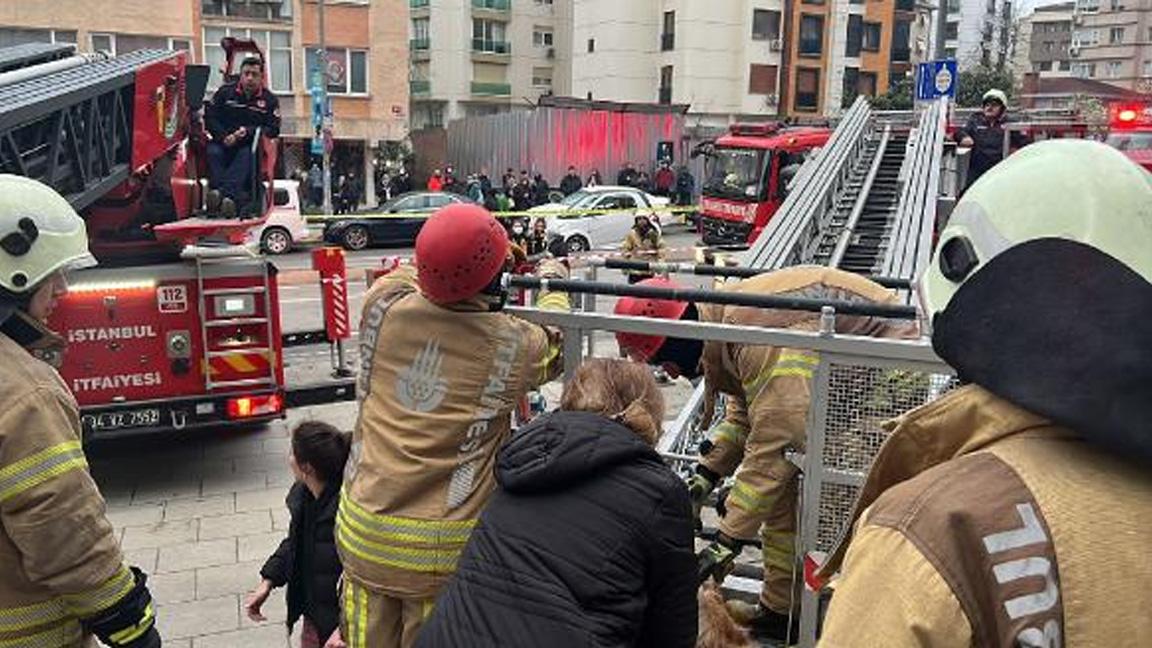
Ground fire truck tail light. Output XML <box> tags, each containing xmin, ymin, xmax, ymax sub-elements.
<box><xmin>1118</xmin><ymin>109</ymin><xmax>1138</xmax><ymax>123</ymax></box>
<box><xmin>226</xmin><ymin>393</ymin><xmax>283</xmax><ymax>419</ymax></box>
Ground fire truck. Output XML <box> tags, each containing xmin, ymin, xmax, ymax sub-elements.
<box><xmin>1105</xmin><ymin>102</ymin><xmax>1152</xmax><ymax>172</ymax></box>
<box><xmin>0</xmin><ymin>40</ymin><xmax>340</xmax><ymax>439</ymax></box>
<box><xmin>698</xmin><ymin>122</ymin><xmax>832</xmax><ymax>246</ymax></box>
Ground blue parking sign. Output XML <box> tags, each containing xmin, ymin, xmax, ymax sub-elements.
<box><xmin>916</xmin><ymin>60</ymin><xmax>958</xmax><ymax>100</ymax></box>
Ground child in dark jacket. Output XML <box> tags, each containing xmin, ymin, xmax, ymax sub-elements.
<box><xmin>245</xmin><ymin>421</ymin><xmax>350</xmax><ymax>648</ymax></box>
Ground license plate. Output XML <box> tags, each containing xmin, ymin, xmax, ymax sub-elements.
<box><xmin>81</xmin><ymin>408</ymin><xmax>162</xmax><ymax>432</ymax></box>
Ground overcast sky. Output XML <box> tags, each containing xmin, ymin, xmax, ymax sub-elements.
<box><xmin>1016</xmin><ymin>0</ymin><xmax>1068</xmax><ymax>16</ymax></box>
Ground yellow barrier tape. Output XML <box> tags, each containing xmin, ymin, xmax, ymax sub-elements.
<box><xmin>305</xmin><ymin>204</ymin><xmax>702</xmax><ymax>224</ymax></box>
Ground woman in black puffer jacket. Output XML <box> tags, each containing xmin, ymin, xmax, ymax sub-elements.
<box><xmin>416</xmin><ymin>359</ymin><xmax>698</xmax><ymax>648</ymax></box>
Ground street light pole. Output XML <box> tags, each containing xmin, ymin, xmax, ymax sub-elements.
<box><xmin>319</xmin><ymin>0</ymin><xmax>333</xmax><ymax>217</ymax></box>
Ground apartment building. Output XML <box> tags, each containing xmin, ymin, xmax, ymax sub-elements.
<box><xmin>1070</xmin><ymin>0</ymin><xmax>1152</xmax><ymax>91</ymax></box>
<box><xmin>568</xmin><ymin>0</ymin><xmax>911</xmax><ymax>121</ymax></box>
<box><xmin>408</xmin><ymin>0</ymin><xmax>572</xmax><ymax>129</ymax></box>
<box><xmin>0</xmin><ymin>0</ymin><xmax>409</xmax><ymax>199</ymax></box>
<box><xmin>1025</xmin><ymin>2</ymin><xmax>1075</xmax><ymax>77</ymax></box>
<box><xmin>937</xmin><ymin>0</ymin><xmax>1014</xmax><ymax>69</ymax></box>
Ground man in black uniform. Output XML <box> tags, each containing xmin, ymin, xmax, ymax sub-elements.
<box><xmin>205</xmin><ymin>57</ymin><xmax>281</xmax><ymax>217</ymax></box>
<box><xmin>954</xmin><ymin>88</ymin><xmax>1027</xmax><ymax>192</ymax></box>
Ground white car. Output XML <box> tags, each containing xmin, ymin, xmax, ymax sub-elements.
<box><xmin>529</xmin><ymin>186</ymin><xmax>673</xmax><ymax>253</ymax></box>
<box><xmin>246</xmin><ymin>180</ymin><xmax>314</xmax><ymax>255</ymax></box>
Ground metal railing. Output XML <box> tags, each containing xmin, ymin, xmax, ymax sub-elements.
<box><xmin>471</xmin><ymin>39</ymin><xmax>512</xmax><ymax>55</ymax></box>
<box><xmin>410</xmin><ymin>80</ymin><xmax>430</xmax><ymax>95</ymax></box>
<box><xmin>472</xmin><ymin>0</ymin><xmax>511</xmax><ymax>10</ymax></box>
<box><xmin>470</xmin><ymin>81</ymin><xmax>511</xmax><ymax>96</ymax></box>
<box><xmin>409</xmin><ymin>38</ymin><xmax>430</xmax><ymax>51</ymax></box>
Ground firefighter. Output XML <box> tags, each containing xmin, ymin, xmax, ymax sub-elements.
<box><xmin>204</xmin><ymin>56</ymin><xmax>281</xmax><ymax>217</ymax></box>
<box><xmin>0</xmin><ymin>175</ymin><xmax>161</xmax><ymax>648</ymax></box>
<box><xmin>817</xmin><ymin>140</ymin><xmax>1152</xmax><ymax>646</ymax></box>
<box><xmin>954</xmin><ymin>88</ymin><xmax>1028</xmax><ymax>191</ymax></box>
<box><xmin>337</xmin><ymin>203</ymin><xmax>569</xmax><ymax>648</ymax></box>
<box><xmin>613</xmin><ymin>269</ymin><xmax>915</xmax><ymax>641</ymax></box>
<box><xmin>619</xmin><ymin>214</ymin><xmax>666</xmax><ymax>284</ymax></box>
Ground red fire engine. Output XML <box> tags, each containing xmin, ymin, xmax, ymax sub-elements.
<box><xmin>0</xmin><ymin>40</ymin><xmax>347</xmax><ymax>438</ymax></box>
<box><xmin>1105</xmin><ymin>103</ymin><xmax>1152</xmax><ymax>172</ymax></box>
<box><xmin>698</xmin><ymin>123</ymin><xmax>832</xmax><ymax>246</ymax></box>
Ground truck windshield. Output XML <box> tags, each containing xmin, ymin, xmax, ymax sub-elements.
<box><xmin>703</xmin><ymin>147</ymin><xmax>766</xmax><ymax>201</ymax></box>
<box><xmin>1105</xmin><ymin>132</ymin><xmax>1152</xmax><ymax>151</ymax></box>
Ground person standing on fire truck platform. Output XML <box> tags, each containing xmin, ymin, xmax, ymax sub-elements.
<box><xmin>613</xmin><ymin>269</ymin><xmax>916</xmax><ymax>641</ymax></box>
<box><xmin>205</xmin><ymin>57</ymin><xmax>281</xmax><ymax>218</ymax></box>
<box><xmin>954</xmin><ymin>88</ymin><xmax>1028</xmax><ymax>192</ymax></box>
<box><xmin>336</xmin><ymin>203</ymin><xmax>570</xmax><ymax>648</ymax></box>
<box><xmin>619</xmin><ymin>214</ymin><xmax>666</xmax><ymax>284</ymax></box>
<box><xmin>0</xmin><ymin>176</ymin><xmax>162</xmax><ymax>648</ymax></box>
<box><xmin>817</xmin><ymin>140</ymin><xmax>1152</xmax><ymax>647</ymax></box>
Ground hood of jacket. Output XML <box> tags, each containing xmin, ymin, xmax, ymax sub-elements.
<box><xmin>497</xmin><ymin>410</ymin><xmax>661</xmax><ymax>494</ymax></box>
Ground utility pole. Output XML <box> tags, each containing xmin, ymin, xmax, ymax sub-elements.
<box><xmin>319</xmin><ymin>0</ymin><xmax>333</xmax><ymax>217</ymax></box>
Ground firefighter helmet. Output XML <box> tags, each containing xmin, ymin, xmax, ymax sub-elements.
<box><xmin>613</xmin><ymin>277</ymin><xmax>690</xmax><ymax>362</ymax></box>
<box><xmin>919</xmin><ymin>139</ymin><xmax>1152</xmax><ymax>320</ymax></box>
<box><xmin>982</xmin><ymin>88</ymin><xmax>1008</xmax><ymax>107</ymax></box>
<box><xmin>415</xmin><ymin>203</ymin><xmax>509</xmax><ymax>304</ymax></box>
<box><xmin>0</xmin><ymin>175</ymin><xmax>95</xmax><ymax>294</ymax></box>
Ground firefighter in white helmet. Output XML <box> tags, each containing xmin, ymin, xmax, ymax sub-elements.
<box><xmin>0</xmin><ymin>175</ymin><xmax>162</xmax><ymax>647</ymax></box>
<box><xmin>336</xmin><ymin>203</ymin><xmax>569</xmax><ymax>648</ymax></box>
<box><xmin>819</xmin><ymin>140</ymin><xmax>1152</xmax><ymax>646</ymax></box>
<box><xmin>954</xmin><ymin>88</ymin><xmax>1029</xmax><ymax>191</ymax></box>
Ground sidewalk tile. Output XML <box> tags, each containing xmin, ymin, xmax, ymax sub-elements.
<box><xmin>238</xmin><ymin>531</ymin><xmax>285</xmax><ymax>563</ymax></box>
<box><xmin>197</xmin><ymin>559</ymin><xmax>266</xmax><ymax>599</ymax></box>
<box><xmin>200</xmin><ymin>471</ymin><xmax>269</xmax><ymax>496</ymax></box>
<box><xmin>157</xmin><ymin>538</ymin><xmax>237</xmax><ymax>573</ymax></box>
<box><xmin>271</xmin><ymin>508</ymin><xmax>290</xmax><ymax>532</ymax></box>
<box><xmin>191</xmin><ymin>624</ymin><xmax>289</xmax><ymax>648</ymax></box>
<box><xmin>150</xmin><ymin>570</ymin><xmax>196</xmax><ymax>605</ymax></box>
<box><xmin>105</xmin><ymin>505</ymin><xmax>164</xmax><ymax>530</ymax></box>
<box><xmin>156</xmin><ymin>595</ymin><xmax>239</xmax><ymax>640</ymax></box>
<box><xmin>131</xmin><ymin>479</ymin><xmax>203</xmax><ymax>504</ymax></box>
<box><xmin>235</xmin><ymin>488</ymin><xmax>291</xmax><ymax>513</ymax></box>
<box><xmin>122</xmin><ymin>548</ymin><xmax>158</xmax><ymax>573</ymax></box>
<box><xmin>199</xmin><ymin>511</ymin><xmax>273</xmax><ymax>540</ymax></box>
<box><xmin>121</xmin><ymin>519</ymin><xmax>198</xmax><ymax>551</ymax></box>
<box><xmin>165</xmin><ymin>495</ymin><xmax>236</xmax><ymax>521</ymax></box>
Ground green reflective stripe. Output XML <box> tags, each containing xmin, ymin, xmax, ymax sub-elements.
<box><xmin>0</xmin><ymin>619</ymin><xmax>81</xmax><ymax>648</ymax></box>
<box><xmin>0</xmin><ymin>600</ymin><xmax>68</xmax><ymax>633</ymax></box>
<box><xmin>108</xmin><ymin>601</ymin><xmax>154</xmax><ymax>645</ymax></box>
<box><xmin>729</xmin><ymin>480</ymin><xmax>777</xmax><ymax>514</ymax></box>
<box><xmin>336</xmin><ymin>523</ymin><xmax>461</xmax><ymax>573</ymax></box>
<box><xmin>342</xmin><ymin>579</ymin><xmax>359</xmax><ymax>648</ymax></box>
<box><xmin>711</xmin><ymin>421</ymin><xmax>748</xmax><ymax>447</ymax></box>
<box><xmin>742</xmin><ymin>352</ymin><xmax>821</xmax><ymax>400</ymax></box>
<box><xmin>760</xmin><ymin>531</ymin><xmax>796</xmax><ymax>571</ymax></box>
<box><xmin>339</xmin><ymin>490</ymin><xmax>476</xmax><ymax>544</ymax></box>
<box><xmin>0</xmin><ymin>441</ymin><xmax>87</xmax><ymax>504</ymax></box>
<box><xmin>536</xmin><ymin>342</ymin><xmax>562</xmax><ymax>384</ymax></box>
<box><xmin>535</xmin><ymin>292</ymin><xmax>570</xmax><ymax>312</ymax></box>
<box><xmin>61</xmin><ymin>565</ymin><xmax>134</xmax><ymax>618</ymax></box>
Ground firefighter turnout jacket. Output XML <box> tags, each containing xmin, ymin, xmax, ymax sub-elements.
<box><xmin>338</xmin><ymin>263</ymin><xmax>570</xmax><ymax>600</ymax></box>
<box><xmin>205</xmin><ymin>82</ymin><xmax>281</xmax><ymax>144</ymax></box>
<box><xmin>696</xmin><ymin>267</ymin><xmax>915</xmax><ymax>612</ymax></box>
<box><xmin>0</xmin><ymin>331</ymin><xmax>153</xmax><ymax>647</ymax></box>
<box><xmin>819</xmin><ymin>384</ymin><xmax>1152</xmax><ymax>647</ymax></box>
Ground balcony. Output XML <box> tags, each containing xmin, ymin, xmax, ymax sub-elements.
<box><xmin>658</xmin><ymin>87</ymin><xmax>672</xmax><ymax>104</ymax></box>
<box><xmin>410</xmin><ymin>0</ymin><xmax>429</xmax><ymax>6</ymax></box>
<box><xmin>410</xmin><ymin>38</ymin><xmax>430</xmax><ymax>51</ymax></box>
<box><xmin>410</xmin><ymin>80</ymin><xmax>430</xmax><ymax>96</ymax></box>
<box><xmin>472</xmin><ymin>39</ymin><xmax>512</xmax><ymax>62</ymax></box>
<box><xmin>472</xmin><ymin>81</ymin><xmax>512</xmax><ymax>96</ymax></box>
<box><xmin>661</xmin><ymin>33</ymin><xmax>675</xmax><ymax>51</ymax></box>
<box><xmin>472</xmin><ymin>0</ymin><xmax>511</xmax><ymax>11</ymax></box>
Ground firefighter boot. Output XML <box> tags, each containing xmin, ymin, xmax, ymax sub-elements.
<box><xmin>220</xmin><ymin>197</ymin><xmax>237</xmax><ymax>219</ymax></box>
<box><xmin>205</xmin><ymin>189</ymin><xmax>222</xmax><ymax>214</ymax></box>
<box><xmin>725</xmin><ymin>600</ymin><xmax>799</xmax><ymax>643</ymax></box>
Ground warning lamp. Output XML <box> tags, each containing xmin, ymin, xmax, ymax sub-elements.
<box><xmin>226</xmin><ymin>393</ymin><xmax>284</xmax><ymax>419</ymax></box>
<box><xmin>1118</xmin><ymin>109</ymin><xmax>1138</xmax><ymax>123</ymax></box>
<box><xmin>1110</xmin><ymin>103</ymin><xmax>1147</xmax><ymax>128</ymax></box>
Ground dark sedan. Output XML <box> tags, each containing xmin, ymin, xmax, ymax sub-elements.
<box><xmin>322</xmin><ymin>191</ymin><xmax>471</xmax><ymax>250</ymax></box>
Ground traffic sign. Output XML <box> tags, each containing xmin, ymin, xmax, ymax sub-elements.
<box><xmin>916</xmin><ymin>59</ymin><xmax>958</xmax><ymax>101</ymax></box>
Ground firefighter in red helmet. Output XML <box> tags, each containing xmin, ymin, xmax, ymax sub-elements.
<box><xmin>614</xmin><ymin>268</ymin><xmax>915</xmax><ymax>641</ymax></box>
<box><xmin>336</xmin><ymin>203</ymin><xmax>569</xmax><ymax>648</ymax></box>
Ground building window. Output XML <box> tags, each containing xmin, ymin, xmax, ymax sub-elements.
<box><xmin>305</xmin><ymin>47</ymin><xmax>368</xmax><ymax>95</ymax></box>
<box><xmin>891</xmin><ymin>20</ymin><xmax>911</xmax><ymax>62</ymax></box>
<box><xmin>91</xmin><ymin>33</ymin><xmax>115</xmax><ymax>54</ymax></box>
<box><xmin>846</xmin><ymin>15</ymin><xmax>863</xmax><ymax>57</ymax></box>
<box><xmin>659</xmin><ymin>65</ymin><xmax>673</xmax><ymax>104</ymax></box>
<box><xmin>202</xmin><ymin>0</ymin><xmax>292</xmax><ymax>19</ymax></box>
<box><xmin>205</xmin><ymin>28</ymin><xmax>292</xmax><ymax>93</ymax></box>
<box><xmin>587</xmin><ymin>38</ymin><xmax>595</xmax><ymax>53</ymax></box>
<box><xmin>1109</xmin><ymin>27</ymin><xmax>1124</xmax><ymax>44</ymax></box>
<box><xmin>535</xmin><ymin>0</ymin><xmax>553</xmax><ymax>4</ymax></box>
<box><xmin>795</xmin><ymin>68</ymin><xmax>819</xmax><ymax>111</ymax></box>
<box><xmin>533</xmin><ymin>27</ymin><xmax>554</xmax><ymax>47</ymax></box>
<box><xmin>842</xmin><ymin>67</ymin><xmax>860</xmax><ymax>107</ymax></box>
<box><xmin>859</xmin><ymin>71</ymin><xmax>878</xmax><ymax>97</ymax></box>
<box><xmin>752</xmin><ymin>9</ymin><xmax>781</xmax><ymax>41</ymax></box>
<box><xmin>1106</xmin><ymin>60</ymin><xmax>1122</xmax><ymax>77</ymax></box>
<box><xmin>1039</xmin><ymin>60</ymin><xmax>1053</xmax><ymax>71</ymax></box>
<box><xmin>412</xmin><ymin>18</ymin><xmax>431</xmax><ymax>47</ymax></box>
<box><xmin>662</xmin><ymin>11</ymin><xmax>676</xmax><ymax>50</ymax></box>
<box><xmin>863</xmin><ymin>22</ymin><xmax>881</xmax><ymax>52</ymax></box>
<box><xmin>944</xmin><ymin>47</ymin><xmax>957</xmax><ymax>58</ymax></box>
<box><xmin>799</xmin><ymin>15</ymin><xmax>824</xmax><ymax>56</ymax></box>
<box><xmin>0</xmin><ymin>28</ymin><xmax>76</xmax><ymax>48</ymax></box>
<box><xmin>947</xmin><ymin>0</ymin><xmax>960</xmax><ymax>12</ymax></box>
<box><xmin>749</xmin><ymin>64</ymin><xmax>778</xmax><ymax>94</ymax></box>
<box><xmin>532</xmin><ymin>66</ymin><xmax>553</xmax><ymax>88</ymax></box>
<box><xmin>945</xmin><ymin>21</ymin><xmax>959</xmax><ymax>40</ymax></box>
<box><xmin>473</xmin><ymin>19</ymin><xmax>509</xmax><ymax>53</ymax></box>
<box><xmin>1059</xmin><ymin>60</ymin><xmax>1071</xmax><ymax>71</ymax></box>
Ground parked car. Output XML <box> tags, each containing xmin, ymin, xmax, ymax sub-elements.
<box><xmin>323</xmin><ymin>191</ymin><xmax>471</xmax><ymax>250</ymax></box>
<box><xmin>246</xmin><ymin>180</ymin><xmax>312</xmax><ymax>255</ymax></box>
<box><xmin>529</xmin><ymin>186</ymin><xmax>673</xmax><ymax>253</ymax></box>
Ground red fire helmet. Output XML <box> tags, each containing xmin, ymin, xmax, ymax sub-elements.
<box><xmin>415</xmin><ymin>203</ymin><xmax>509</xmax><ymax>304</ymax></box>
<box><xmin>612</xmin><ymin>277</ymin><xmax>691</xmax><ymax>362</ymax></box>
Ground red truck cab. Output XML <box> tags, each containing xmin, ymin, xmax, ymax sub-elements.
<box><xmin>699</xmin><ymin>123</ymin><xmax>832</xmax><ymax>246</ymax></box>
<box><xmin>1106</xmin><ymin>103</ymin><xmax>1152</xmax><ymax>173</ymax></box>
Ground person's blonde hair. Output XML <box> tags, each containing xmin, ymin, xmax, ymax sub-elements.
<box><xmin>559</xmin><ymin>359</ymin><xmax>665</xmax><ymax>445</ymax></box>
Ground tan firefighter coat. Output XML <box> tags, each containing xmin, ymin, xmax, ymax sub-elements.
<box><xmin>818</xmin><ymin>384</ymin><xmax>1152</xmax><ymax>647</ymax></box>
<box><xmin>695</xmin><ymin>267</ymin><xmax>915</xmax><ymax>611</ymax></box>
<box><xmin>0</xmin><ymin>331</ymin><xmax>138</xmax><ymax>648</ymax></box>
<box><xmin>338</xmin><ymin>263</ymin><xmax>569</xmax><ymax>600</ymax></box>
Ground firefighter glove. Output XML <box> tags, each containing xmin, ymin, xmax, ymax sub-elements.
<box><xmin>697</xmin><ymin>532</ymin><xmax>743</xmax><ymax>586</ymax></box>
<box><xmin>686</xmin><ymin>471</ymin><xmax>716</xmax><ymax>531</ymax></box>
<box><xmin>83</xmin><ymin>567</ymin><xmax>162</xmax><ymax>648</ymax></box>
<box><xmin>714</xmin><ymin>484</ymin><xmax>732</xmax><ymax>519</ymax></box>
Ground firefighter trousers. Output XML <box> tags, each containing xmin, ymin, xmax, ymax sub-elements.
<box><xmin>340</xmin><ymin>577</ymin><xmax>435</xmax><ymax>648</ymax></box>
